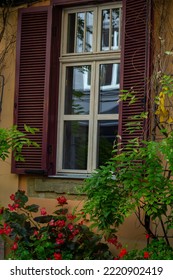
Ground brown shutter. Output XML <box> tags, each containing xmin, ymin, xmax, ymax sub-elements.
<box><xmin>12</xmin><ymin>6</ymin><xmax>52</xmax><ymax>174</ymax></box>
<box><xmin>119</xmin><ymin>0</ymin><xmax>151</xmax><ymax>146</ymax></box>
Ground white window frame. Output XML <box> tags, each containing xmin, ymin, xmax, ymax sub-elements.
<box><xmin>57</xmin><ymin>3</ymin><xmax>122</xmax><ymax>175</ymax></box>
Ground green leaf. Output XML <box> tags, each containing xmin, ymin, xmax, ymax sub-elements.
<box><xmin>25</xmin><ymin>204</ymin><xmax>39</xmax><ymax>213</ymax></box>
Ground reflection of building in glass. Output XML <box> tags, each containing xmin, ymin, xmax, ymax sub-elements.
<box><xmin>63</xmin><ymin>63</ymin><xmax>119</xmax><ymax>169</ymax></box>
<box><xmin>101</xmin><ymin>8</ymin><xmax>120</xmax><ymax>51</ymax></box>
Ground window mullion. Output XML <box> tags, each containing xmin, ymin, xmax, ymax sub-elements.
<box><xmin>74</xmin><ymin>13</ymin><xmax>78</xmax><ymax>52</ymax></box>
<box><xmin>57</xmin><ymin>63</ymin><xmax>66</xmax><ymax>172</ymax></box>
<box><xmin>87</xmin><ymin>62</ymin><xmax>96</xmax><ymax>173</ymax></box>
<box><xmin>83</xmin><ymin>12</ymin><xmax>86</xmax><ymax>52</ymax></box>
<box><xmin>91</xmin><ymin>61</ymin><xmax>100</xmax><ymax>171</ymax></box>
<box><xmin>109</xmin><ymin>8</ymin><xmax>112</xmax><ymax>51</ymax></box>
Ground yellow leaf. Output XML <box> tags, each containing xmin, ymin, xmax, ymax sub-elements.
<box><xmin>167</xmin><ymin>116</ymin><xmax>173</xmax><ymax>123</ymax></box>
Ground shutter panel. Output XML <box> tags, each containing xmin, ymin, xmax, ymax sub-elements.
<box><xmin>119</xmin><ymin>0</ymin><xmax>151</xmax><ymax>146</ymax></box>
<box><xmin>12</xmin><ymin>6</ymin><xmax>52</xmax><ymax>174</ymax></box>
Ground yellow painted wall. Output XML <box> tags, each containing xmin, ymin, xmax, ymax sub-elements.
<box><xmin>0</xmin><ymin>1</ymin><xmax>50</xmax><ymax>206</ymax></box>
<box><xmin>0</xmin><ymin>7</ymin><xmax>18</xmax><ymax>207</ymax></box>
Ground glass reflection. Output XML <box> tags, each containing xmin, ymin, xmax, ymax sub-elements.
<box><xmin>77</xmin><ymin>12</ymin><xmax>85</xmax><ymax>53</ymax></box>
<box><xmin>65</xmin><ymin>65</ymin><xmax>91</xmax><ymax>115</ymax></box>
<box><xmin>67</xmin><ymin>13</ymin><xmax>75</xmax><ymax>53</ymax></box>
<box><xmin>85</xmin><ymin>11</ymin><xmax>93</xmax><ymax>52</ymax></box>
<box><xmin>101</xmin><ymin>9</ymin><xmax>110</xmax><ymax>50</ymax></box>
<box><xmin>97</xmin><ymin>120</ymin><xmax>118</xmax><ymax>167</ymax></box>
<box><xmin>101</xmin><ymin>8</ymin><xmax>120</xmax><ymax>51</ymax></box>
<box><xmin>63</xmin><ymin>121</ymin><xmax>88</xmax><ymax>170</ymax></box>
<box><xmin>98</xmin><ymin>63</ymin><xmax>119</xmax><ymax>114</ymax></box>
<box><xmin>111</xmin><ymin>9</ymin><xmax>120</xmax><ymax>50</ymax></box>
<box><xmin>67</xmin><ymin>11</ymin><xmax>93</xmax><ymax>53</ymax></box>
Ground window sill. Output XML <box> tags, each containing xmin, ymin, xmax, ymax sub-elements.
<box><xmin>49</xmin><ymin>173</ymin><xmax>91</xmax><ymax>179</ymax></box>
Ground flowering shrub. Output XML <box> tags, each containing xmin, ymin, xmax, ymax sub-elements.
<box><xmin>118</xmin><ymin>239</ymin><xmax>173</xmax><ymax>260</ymax></box>
<box><xmin>0</xmin><ymin>190</ymin><xmax>117</xmax><ymax>260</ymax></box>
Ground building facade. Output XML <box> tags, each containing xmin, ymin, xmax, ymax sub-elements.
<box><xmin>1</xmin><ymin>0</ymin><xmax>173</xmax><ymax>249</ymax></box>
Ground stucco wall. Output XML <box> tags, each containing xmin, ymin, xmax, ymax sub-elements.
<box><xmin>0</xmin><ymin>7</ymin><xmax>18</xmax><ymax>207</ymax></box>
<box><xmin>0</xmin><ymin>1</ymin><xmax>50</xmax><ymax>206</ymax></box>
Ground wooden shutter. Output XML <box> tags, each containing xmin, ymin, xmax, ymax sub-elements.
<box><xmin>119</xmin><ymin>0</ymin><xmax>151</xmax><ymax>146</ymax></box>
<box><xmin>12</xmin><ymin>6</ymin><xmax>52</xmax><ymax>174</ymax></box>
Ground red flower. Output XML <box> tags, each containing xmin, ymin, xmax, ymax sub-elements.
<box><xmin>56</xmin><ymin>238</ymin><xmax>65</xmax><ymax>245</ymax></box>
<box><xmin>107</xmin><ymin>237</ymin><xmax>118</xmax><ymax>245</ymax></box>
<box><xmin>57</xmin><ymin>196</ymin><xmax>67</xmax><ymax>205</ymax></box>
<box><xmin>33</xmin><ymin>230</ymin><xmax>39</xmax><ymax>236</ymax></box>
<box><xmin>10</xmin><ymin>194</ymin><xmax>15</xmax><ymax>201</ymax></box>
<box><xmin>119</xmin><ymin>248</ymin><xmax>128</xmax><ymax>258</ymax></box>
<box><xmin>146</xmin><ymin>234</ymin><xmax>150</xmax><ymax>239</ymax></box>
<box><xmin>57</xmin><ymin>233</ymin><xmax>64</xmax><ymax>239</ymax></box>
<box><xmin>40</xmin><ymin>207</ymin><xmax>47</xmax><ymax>216</ymax></box>
<box><xmin>1</xmin><ymin>224</ymin><xmax>13</xmax><ymax>235</ymax></box>
<box><xmin>11</xmin><ymin>242</ymin><xmax>18</xmax><ymax>250</ymax></box>
<box><xmin>49</xmin><ymin>219</ymin><xmax>55</xmax><ymax>226</ymax></box>
<box><xmin>73</xmin><ymin>229</ymin><xmax>79</xmax><ymax>236</ymax></box>
<box><xmin>0</xmin><ymin>228</ymin><xmax>4</xmax><ymax>234</ymax></box>
<box><xmin>54</xmin><ymin>252</ymin><xmax>62</xmax><ymax>260</ymax></box>
<box><xmin>4</xmin><ymin>226</ymin><xmax>12</xmax><ymax>235</ymax></box>
<box><xmin>8</xmin><ymin>203</ymin><xmax>19</xmax><ymax>211</ymax></box>
<box><xmin>67</xmin><ymin>214</ymin><xmax>76</xmax><ymax>220</ymax></box>
<box><xmin>55</xmin><ymin>220</ymin><xmax>66</xmax><ymax>228</ymax></box>
<box><xmin>144</xmin><ymin>251</ymin><xmax>150</xmax><ymax>259</ymax></box>
<box><xmin>67</xmin><ymin>223</ymin><xmax>74</xmax><ymax>231</ymax></box>
<box><xmin>0</xmin><ymin>207</ymin><xmax>4</xmax><ymax>214</ymax></box>
<box><xmin>8</xmin><ymin>204</ymin><xmax>15</xmax><ymax>211</ymax></box>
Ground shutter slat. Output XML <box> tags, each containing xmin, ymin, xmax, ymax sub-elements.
<box><xmin>12</xmin><ymin>6</ymin><xmax>52</xmax><ymax>174</ymax></box>
<box><xmin>119</xmin><ymin>0</ymin><xmax>151</xmax><ymax>146</ymax></box>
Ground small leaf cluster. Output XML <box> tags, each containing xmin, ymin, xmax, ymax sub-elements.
<box><xmin>0</xmin><ymin>125</ymin><xmax>39</xmax><ymax>161</ymax></box>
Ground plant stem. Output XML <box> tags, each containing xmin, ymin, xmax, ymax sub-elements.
<box><xmin>160</xmin><ymin>217</ymin><xmax>170</xmax><ymax>246</ymax></box>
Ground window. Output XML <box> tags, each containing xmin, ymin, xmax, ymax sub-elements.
<box><xmin>57</xmin><ymin>4</ymin><xmax>121</xmax><ymax>174</ymax></box>
<box><xmin>12</xmin><ymin>0</ymin><xmax>150</xmax><ymax>175</ymax></box>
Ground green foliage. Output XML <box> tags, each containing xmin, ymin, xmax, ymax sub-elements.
<box><xmin>82</xmin><ymin>132</ymin><xmax>173</xmax><ymax>244</ymax></box>
<box><xmin>0</xmin><ymin>191</ymin><xmax>115</xmax><ymax>260</ymax></box>
<box><xmin>121</xmin><ymin>239</ymin><xmax>173</xmax><ymax>260</ymax></box>
<box><xmin>0</xmin><ymin>125</ymin><xmax>39</xmax><ymax>161</ymax></box>
<box><xmin>81</xmin><ymin>75</ymin><xmax>173</xmax><ymax>257</ymax></box>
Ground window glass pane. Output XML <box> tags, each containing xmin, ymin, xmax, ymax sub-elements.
<box><xmin>111</xmin><ymin>9</ymin><xmax>120</xmax><ymax>50</ymax></box>
<box><xmin>85</xmin><ymin>11</ymin><xmax>93</xmax><ymax>52</ymax></box>
<box><xmin>63</xmin><ymin>121</ymin><xmax>88</xmax><ymax>170</ymax></box>
<box><xmin>101</xmin><ymin>9</ymin><xmax>110</xmax><ymax>51</ymax></box>
<box><xmin>67</xmin><ymin>13</ymin><xmax>76</xmax><ymax>53</ymax></box>
<box><xmin>97</xmin><ymin>120</ymin><xmax>118</xmax><ymax>167</ymax></box>
<box><xmin>65</xmin><ymin>65</ymin><xmax>91</xmax><ymax>115</ymax></box>
<box><xmin>76</xmin><ymin>12</ymin><xmax>85</xmax><ymax>53</ymax></box>
<box><xmin>98</xmin><ymin>63</ymin><xmax>119</xmax><ymax>114</ymax></box>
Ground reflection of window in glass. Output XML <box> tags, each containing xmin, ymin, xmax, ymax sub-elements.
<box><xmin>101</xmin><ymin>8</ymin><xmax>120</xmax><ymax>51</ymax></box>
<box><xmin>99</xmin><ymin>63</ymin><xmax>119</xmax><ymax>114</ymax></box>
<box><xmin>65</xmin><ymin>65</ymin><xmax>91</xmax><ymax>115</ymax></box>
<box><xmin>67</xmin><ymin>11</ymin><xmax>93</xmax><ymax>53</ymax></box>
